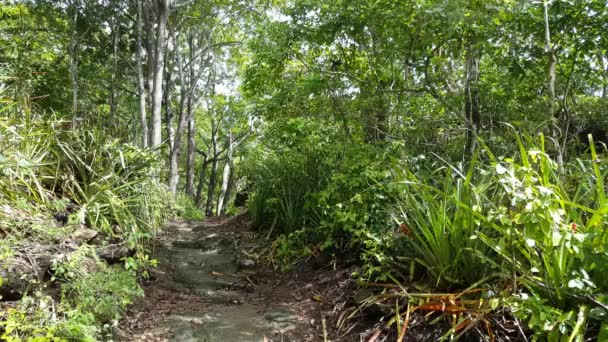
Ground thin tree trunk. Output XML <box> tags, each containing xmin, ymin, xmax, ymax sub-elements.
<box><xmin>144</xmin><ymin>3</ymin><xmax>154</xmax><ymax>117</ymax></box>
<box><xmin>135</xmin><ymin>0</ymin><xmax>148</xmax><ymax>147</ymax></box>
<box><xmin>464</xmin><ymin>48</ymin><xmax>480</xmax><ymax>158</ymax></box>
<box><xmin>544</xmin><ymin>1</ymin><xmax>557</xmax><ymax>123</ymax></box>
<box><xmin>221</xmin><ymin>159</ymin><xmax>235</xmax><ymax>215</ymax></box>
<box><xmin>216</xmin><ymin>161</ymin><xmax>231</xmax><ymax>215</ymax></box>
<box><xmin>600</xmin><ymin>52</ymin><xmax>608</xmax><ymax>99</ymax></box>
<box><xmin>205</xmin><ymin>120</ymin><xmax>219</xmax><ymax>216</ymax></box>
<box><xmin>185</xmin><ymin>32</ymin><xmax>197</xmax><ymax>197</ymax></box>
<box><xmin>150</xmin><ymin>0</ymin><xmax>169</xmax><ymax>147</ymax></box>
<box><xmin>165</xmin><ymin>70</ymin><xmax>175</xmax><ymax>154</ymax></box>
<box><xmin>186</xmin><ymin>116</ymin><xmax>196</xmax><ymax>196</ymax></box>
<box><xmin>217</xmin><ymin>132</ymin><xmax>233</xmax><ymax>215</ymax></box>
<box><xmin>205</xmin><ymin>159</ymin><xmax>219</xmax><ymax>216</ymax></box>
<box><xmin>167</xmin><ymin>69</ymin><xmax>182</xmax><ymax>194</ymax></box>
<box><xmin>195</xmin><ymin>154</ymin><xmax>209</xmax><ymax>206</ymax></box>
<box><xmin>543</xmin><ymin>0</ymin><xmax>563</xmax><ymax>169</ymax></box>
<box><xmin>167</xmin><ymin>29</ymin><xmax>190</xmax><ymax>195</ymax></box>
<box><xmin>109</xmin><ymin>14</ymin><xmax>119</xmax><ymax>127</ymax></box>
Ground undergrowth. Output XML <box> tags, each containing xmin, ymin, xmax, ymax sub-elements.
<box><xmin>247</xmin><ymin>127</ymin><xmax>608</xmax><ymax>340</ymax></box>
<box><xmin>0</xmin><ymin>98</ymin><xmax>171</xmax><ymax>339</ymax></box>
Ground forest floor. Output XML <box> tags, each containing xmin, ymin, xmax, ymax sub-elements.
<box><xmin>118</xmin><ymin>214</ymin><xmax>373</xmax><ymax>342</ymax></box>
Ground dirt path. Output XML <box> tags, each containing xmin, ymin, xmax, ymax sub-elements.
<box><xmin>118</xmin><ymin>215</ymin><xmax>369</xmax><ymax>342</ymax></box>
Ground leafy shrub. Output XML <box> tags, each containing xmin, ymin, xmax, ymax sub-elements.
<box><xmin>52</xmin><ymin>246</ymin><xmax>144</xmax><ymax>323</ymax></box>
<box><xmin>472</xmin><ymin>136</ymin><xmax>608</xmax><ymax>340</ymax></box>
<box><xmin>256</xmin><ymin>144</ymin><xmax>407</xmax><ymax>277</ymax></box>
<box><xmin>54</xmin><ymin>132</ymin><xmax>173</xmax><ymax>242</ymax></box>
<box><xmin>0</xmin><ymin>247</ymin><xmax>143</xmax><ymax>341</ymax></box>
<box><xmin>0</xmin><ymin>246</ymin><xmax>144</xmax><ymax>341</ymax></box>
<box><xmin>0</xmin><ymin>100</ymin><xmax>165</xmax><ymax>340</ymax></box>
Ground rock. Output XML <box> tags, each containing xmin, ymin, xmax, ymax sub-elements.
<box><xmin>112</xmin><ymin>326</ymin><xmax>127</xmax><ymax>341</ymax></box>
<box><xmin>234</xmin><ymin>191</ymin><xmax>249</xmax><ymax>207</ymax></box>
<box><xmin>0</xmin><ymin>267</ymin><xmax>30</xmax><ymax>300</ymax></box>
<box><xmin>238</xmin><ymin>258</ymin><xmax>255</xmax><ymax>269</ymax></box>
<box><xmin>0</xmin><ymin>245</ymin><xmax>55</xmax><ymax>300</ymax></box>
<box><xmin>353</xmin><ymin>287</ymin><xmax>374</xmax><ymax>304</ymax></box>
<box><xmin>264</xmin><ymin>309</ymin><xmax>298</xmax><ymax>333</ymax></box>
<box><xmin>71</xmin><ymin>227</ymin><xmax>98</xmax><ymax>245</ymax></box>
<box><xmin>96</xmin><ymin>244</ymin><xmax>133</xmax><ymax>264</ymax></box>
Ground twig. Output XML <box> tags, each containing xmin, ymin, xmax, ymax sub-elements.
<box><xmin>514</xmin><ymin>317</ymin><xmax>529</xmax><ymax>342</ymax></box>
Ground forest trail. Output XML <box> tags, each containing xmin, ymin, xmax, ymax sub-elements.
<box><xmin>118</xmin><ymin>215</ymin><xmax>360</xmax><ymax>342</ymax></box>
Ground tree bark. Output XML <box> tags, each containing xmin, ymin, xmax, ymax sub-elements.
<box><xmin>216</xmin><ymin>132</ymin><xmax>233</xmax><ymax>215</ymax></box>
<box><xmin>150</xmin><ymin>0</ymin><xmax>169</xmax><ymax>148</ymax></box>
<box><xmin>186</xmin><ymin>116</ymin><xmax>196</xmax><ymax>196</ymax></box>
<box><xmin>165</xmin><ymin>69</ymin><xmax>175</xmax><ymax>157</ymax></box>
<box><xmin>220</xmin><ymin>158</ymin><xmax>235</xmax><ymax>215</ymax></box>
<box><xmin>143</xmin><ymin>3</ymin><xmax>155</xmax><ymax>117</ymax></box>
<box><xmin>167</xmin><ymin>29</ymin><xmax>190</xmax><ymax>195</ymax></box>
<box><xmin>205</xmin><ymin>119</ymin><xmax>219</xmax><ymax>216</ymax></box>
<box><xmin>135</xmin><ymin>0</ymin><xmax>149</xmax><ymax>147</ymax></box>
<box><xmin>600</xmin><ymin>52</ymin><xmax>608</xmax><ymax>99</ymax></box>
<box><xmin>185</xmin><ymin>32</ymin><xmax>198</xmax><ymax>197</ymax></box>
<box><xmin>543</xmin><ymin>0</ymin><xmax>563</xmax><ymax>169</ymax></box>
<box><xmin>195</xmin><ymin>153</ymin><xmax>209</xmax><ymax>206</ymax></box>
<box><xmin>109</xmin><ymin>13</ymin><xmax>119</xmax><ymax>127</ymax></box>
<box><xmin>544</xmin><ymin>1</ymin><xmax>557</xmax><ymax>123</ymax></box>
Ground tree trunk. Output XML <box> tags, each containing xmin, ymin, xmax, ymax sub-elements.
<box><xmin>205</xmin><ymin>120</ymin><xmax>219</xmax><ymax>216</ymax></box>
<box><xmin>143</xmin><ymin>3</ymin><xmax>154</xmax><ymax>117</ymax></box>
<box><xmin>195</xmin><ymin>154</ymin><xmax>209</xmax><ymax>206</ymax></box>
<box><xmin>185</xmin><ymin>32</ymin><xmax>197</xmax><ymax>197</ymax></box>
<box><xmin>464</xmin><ymin>48</ymin><xmax>480</xmax><ymax>158</ymax></box>
<box><xmin>135</xmin><ymin>0</ymin><xmax>148</xmax><ymax>147</ymax></box>
<box><xmin>217</xmin><ymin>132</ymin><xmax>233</xmax><ymax>215</ymax></box>
<box><xmin>167</xmin><ymin>68</ymin><xmax>183</xmax><ymax>194</ymax></box>
<box><xmin>600</xmin><ymin>53</ymin><xmax>607</xmax><ymax>99</ymax></box>
<box><xmin>167</xmin><ymin>29</ymin><xmax>190</xmax><ymax>195</ymax></box>
<box><xmin>150</xmin><ymin>0</ymin><xmax>169</xmax><ymax>148</ymax></box>
<box><xmin>109</xmin><ymin>14</ymin><xmax>119</xmax><ymax>127</ymax></box>
<box><xmin>186</xmin><ymin>116</ymin><xmax>196</xmax><ymax>196</ymax></box>
<box><xmin>544</xmin><ymin>4</ymin><xmax>557</xmax><ymax>124</ymax></box>
<box><xmin>543</xmin><ymin>0</ymin><xmax>563</xmax><ymax>169</ymax></box>
<box><xmin>221</xmin><ymin>160</ymin><xmax>235</xmax><ymax>215</ymax></box>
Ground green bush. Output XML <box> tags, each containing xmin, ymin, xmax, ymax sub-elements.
<box><xmin>1</xmin><ymin>246</ymin><xmax>143</xmax><ymax>341</ymax></box>
<box><xmin>0</xmin><ymin>100</ymin><xmax>167</xmax><ymax>340</ymax></box>
<box><xmin>473</xmin><ymin>136</ymin><xmax>608</xmax><ymax>340</ymax></box>
<box><xmin>253</xmin><ymin>144</ymin><xmax>407</xmax><ymax>277</ymax></box>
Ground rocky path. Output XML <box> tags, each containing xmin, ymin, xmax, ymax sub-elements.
<box><xmin>118</xmin><ymin>215</ymin><xmax>365</xmax><ymax>342</ymax></box>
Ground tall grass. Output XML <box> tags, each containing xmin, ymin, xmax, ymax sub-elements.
<box><xmin>395</xmin><ymin>157</ymin><xmax>494</xmax><ymax>289</ymax></box>
<box><xmin>392</xmin><ymin>134</ymin><xmax>608</xmax><ymax>339</ymax></box>
<box><xmin>247</xmin><ymin>150</ymin><xmax>327</xmax><ymax>234</ymax></box>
